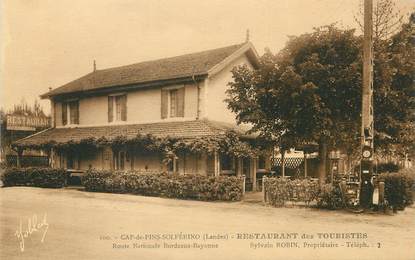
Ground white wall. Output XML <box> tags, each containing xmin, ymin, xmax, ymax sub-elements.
<box><xmin>54</xmin><ymin>83</ymin><xmax>199</xmax><ymax>127</ymax></box>
<box><xmin>132</xmin><ymin>150</ymin><xmax>164</xmax><ymax>171</ymax></box>
<box><xmin>53</xmin><ymin>52</ymin><xmax>255</xmax><ymax>127</ymax></box>
<box><xmin>205</xmin><ymin>54</ymin><xmax>253</xmax><ymax>124</ymax></box>
<box><xmin>79</xmin><ymin>96</ymin><xmax>108</xmax><ymax>125</ymax></box>
<box><xmin>184</xmin><ymin>83</ymin><xmax>199</xmax><ymax>119</ymax></box>
<box><xmin>127</xmin><ymin>88</ymin><xmax>162</xmax><ymax>123</ymax></box>
<box><xmin>177</xmin><ymin>153</ymin><xmax>207</xmax><ymax>175</ymax></box>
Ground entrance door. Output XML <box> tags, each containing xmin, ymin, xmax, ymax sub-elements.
<box><xmin>66</xmin><ymin>151</ymin><xmax>79</xmax><ymax>169</ymax></box>
<box><xmin>242</xmin><ymin>158</ymin><xmax>252</xmax><ymax>191</ymax></box>
<box><xmin>242</xmin><ymin>158</ymin><xmax>250</xmax><ymax>176</ymax></box>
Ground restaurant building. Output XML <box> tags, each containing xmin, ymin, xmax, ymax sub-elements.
<box><xmin>15</xmin><ymin>42</ymin><xmax>272</xmax><ymax>190</ymax></box>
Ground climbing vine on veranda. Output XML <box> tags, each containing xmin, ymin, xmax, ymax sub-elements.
<box><xmin>13</xmin><ymin>130</ymin><xmax>270</xmax><ymax>162</ymax></box>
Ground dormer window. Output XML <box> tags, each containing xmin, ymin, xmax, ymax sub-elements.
<box><xmin>108</xmin><ymin>94</ymin><xmax>127</xmax><ymax>122</ymax></box>
<box><xmin>161</xmin><ymin>87</ymin><xmax>185</xmax><ymax>119</ymax></box>
<box><xmin>62</xmin><ymin>100</ymin><xmax>79</xmax><ymax>125</ymax></box>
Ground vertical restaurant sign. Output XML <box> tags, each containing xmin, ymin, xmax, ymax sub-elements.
<box><xmin>6</xmin><ymin>114</ymin><xmax>51</xmax><ymax>131</ymax></box>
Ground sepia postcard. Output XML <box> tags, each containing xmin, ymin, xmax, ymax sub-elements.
<box><xmin>1</xmin><ymin>0</ymin><xmax>414</xmax><ymax>259</ymax></box>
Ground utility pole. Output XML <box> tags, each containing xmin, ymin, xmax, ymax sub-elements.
<box><xmin>360</xmin><ymin>0</ymin><xmax>374</xmax><ymax>208</ymax></box>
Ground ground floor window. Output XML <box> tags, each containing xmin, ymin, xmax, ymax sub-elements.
<box><xmin>167</xmin><ymin>158</ymin><xmax>179</xmax><ymax>173</ymax></box>
<box><xmin>220</xmin><ymin>154</ymin><xmax>234</xmax><ymax>174</ymax></box>
<box><xmin>114</xmin><ymin>150</ymin><xmax>126</xmax><ymax>170</ymax></box>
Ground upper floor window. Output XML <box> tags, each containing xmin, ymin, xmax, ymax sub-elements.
<box><xmin>108</xmin><ymin>94</ymin><xmax>127</xmax><ymax>122</ymax></box>
<box><xmin>161</xmin><ymin>87</ymin><xmax>185</xmax><ymax>119</ymax></box>
<box><xmin>62</xmin><ymin>100</ymin><xmax>79</xmax><ymax>125</ymax></box>
<box><xmin>170</xmin><ymin>89</ymin><xmax>178</xmax><ymax>117</ymax></box>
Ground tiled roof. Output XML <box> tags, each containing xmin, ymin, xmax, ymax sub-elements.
<box><xmin>14</xmin><ymin>120</ymin><xmax>254</xmax><ymax>147</ymax></box>
<box><xmin>42</xmin><ymin>43</ymin><xmax>245</xmax><ymax>98</ymax></box>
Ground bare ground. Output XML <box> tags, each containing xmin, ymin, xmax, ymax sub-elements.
<box><xmin>1</xmin><ymin>187</ymin><xmax>414</xmax><ymax>260</ymax></box>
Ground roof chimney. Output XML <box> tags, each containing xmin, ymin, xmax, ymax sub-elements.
<box><xmin>245</xmin><ymin>29</ymin><xmax>250</xmax><ymax>42</ymax></box>
<box><xmin>93</xmin><ymin>60</ymin><xmax>96</xmax><ymax>72</ymax></box>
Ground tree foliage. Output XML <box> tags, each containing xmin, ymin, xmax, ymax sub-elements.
<box><xmin>354</xmin><ymin>0</ymin><xmax>405</xmax><ymax>44</ymax></box>
<box><xmin>6</xmin><ymin>99</ymin><xmax>47</xmax><ymax>117</ymax></box>
<box><xmin>227</xmin><ymin>26</ymin><xmax>363</xmax><ymax>180</ymax></box>
<box><xmin>226</xmin><ymin>16</ymin><xmax>415</xmax><ymax>178</ymax></box>
<box><xmin>353</xmin><ymin>1</ymin><xmax>414</xmax><ymax>158</ymax></box>
<box><xmin>374</xmin><ymin>13</ymin><xmax>415</xmax><ymax>157</ymax></box>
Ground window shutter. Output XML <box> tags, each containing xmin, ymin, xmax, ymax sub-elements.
<box><xmin>74</xmin><ymin>101</ymin><xmax>79</xmax><ymax>124</ymax></box>
<box><xmin>69</xmin><ymin>101</ymin><xmax>79</xmax><ymax>124</ymax></box>
<box><xmin>53</xmin><ymin>102</ymin><xmax>57</xmax><ymax>127</ymax></box>
<box><xmin>62</xmin><ymin>102</ymin><xmax>67</xmax><ymax>125</ymax></box>
<box><xmin>108</xmin><ymin>96</ymin><xmax>114</xmax><ymax>122</ymax></box>
<box><xmin>121</xmin><ymin>95</ymin><xmax>127</xmax><ymax>121</ymax></box>
<box><xmin>161</xmin><ymin>89</ymin><xmax>168</xmax><ymax>119</ymax></box>
<box><xmin>176</xmin><ymin>87</ymin><xmax>185</xmax><ymax>117</ymax></box>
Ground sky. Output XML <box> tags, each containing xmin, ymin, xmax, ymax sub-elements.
<box><xmin>1</xmin><ymin>0</ymin><xmax>414</xmax><ymax>113</ymax></box>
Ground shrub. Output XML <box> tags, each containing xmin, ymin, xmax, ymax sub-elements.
<box><xmin>81</xmin><ymin>169</ymin><xmax>244</xmax><ymax>201</ymax></box>
<box><xmin>263</xmin><ymin>177</ymin><xmax>320</xmax><ymax>207</ymax></box>
<box><xmin>378</xmin><ymin>168</ymin><xmax>414</xmax><ymax>210</ymax></box>
<box><xmin>315</xmin><ymin>184</ymin><xmax>344</xmax><ymax>210</ymax></box>
<box><xmin>376</xmin><ymin>162</ymin><xmax>400</xmax><ymax>173</ymax></box>
<box><xmin>398</xmin><ymin>167</ymin><xmax>415</xmax><ymax>184</ymax></box>
<box><xmin>1</xmin><ymin>167</ymin><xmax>67</xmax><ymax>188</ymax></box>
<box><xmin>263</xmin><ymin>177</ymin><xmax>346</xmax><ymax>209</ymax></box>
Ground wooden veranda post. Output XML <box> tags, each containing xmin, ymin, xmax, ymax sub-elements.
<box><xmin>49</xmin><ymin>148</ymin><xmax>54</xmax><ymax>168</ymax></box>
<box><xmin>214</xmin><ymin>151</ymin><xmax>220</xmax><ymax>177</ymax></box>
<box><xmin>16</xmin><ymin>148</ymin><xmax>24</xmax><ymax>168</ymax></box>
<box><xmin>173</xmin><ymin>157</ymin><xmax>177</xmax><ymax>173</ymax></box>
<box><xmin>236</xmin><ymin>157</ymin><xmax>242</xmax><ymax>176</ymax></box>
<box><xmin>281</xmin><ymin>149</ymin><xmax>286</xmax><ymax>177</ymax></box>
<box><xmin>242</xmin><ymin>175</ymin><xmax>246</xmax><ymax>195</ymax></box>
<box><xmin>251</xmin><ymin>157</ymin><xmax>257</xmax><ymax>191</ymax></box>
<box><xmin>304</xmin><ymin>152</ymin><xmax>308</xmax><ymax>178</ymax></box>
<box><xmin>262</xmin><ymin>175</ymin><xmax>267</xmax><ymax>203</ymax></box>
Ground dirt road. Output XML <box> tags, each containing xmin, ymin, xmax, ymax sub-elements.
<box><xmin>1</xmin><ymin>187</ymin><xmax>414</xmax><ymax>260</ymax></box>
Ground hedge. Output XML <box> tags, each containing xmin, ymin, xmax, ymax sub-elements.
<box><xmin>378</xmin><ymin>167</ymin><xmax>414</xmax><ymax>210</ymax></box>
<box><xmin>1</xmin><ymin>167</ymin><xmax>67</xmax><ymax>188</ymax></box>
<box><xmin>263</xmin><ymin>177</ymin><xmax>321</xmax><ymax>207</ymax></box>
<box><xmin>263</xmin><ymin>177</ymin><xmax>346</xmax><ymax>209</ymax></box>
<box><xmin>376</xmin><ymin>162</ymin><xmax>400</xmax><ymax>173</ymax></box>
<box><xmin>264</xmin><ymin>168</ymin><xmax>415</xmax><ymax>211</ymax></box>
<box><xmin>82</xmin><ymin>169</ymin><xmax>244</xmax><ymax>201</ymax></box>
<box><xmin>315</xmin><ymin>183</ymin><xmax>344</xmax><ymax>210</ymax></box>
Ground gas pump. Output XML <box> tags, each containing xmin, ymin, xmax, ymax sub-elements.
<box><xmin>359</xmin><ymin>131</ymin><xmax>374</xmax><ymax>209</ymax></box>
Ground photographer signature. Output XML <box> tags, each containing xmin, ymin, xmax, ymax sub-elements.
<box><xmin>14</xmin><ymin>213</ymin><xmax>49</xmax><ymax>252</ymax></box>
